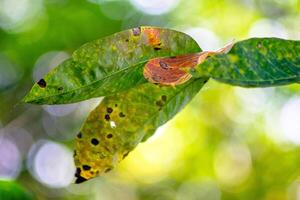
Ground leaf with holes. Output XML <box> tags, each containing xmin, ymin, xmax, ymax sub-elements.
<box><xmin>73</xmin><ymin>78</ymin><xmax>207</xmax><ymax>183</ymax></box>
<box><xmin>190</xmin><ymin>38</ymin><xmax>300</xmax><ymax>87</ymax></box>
<box><xmin>23</xmin><ymin>26</ymin><xmax>200</xmax><ymax>105</ymax></box>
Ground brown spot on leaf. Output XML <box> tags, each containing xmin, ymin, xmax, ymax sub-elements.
<box><xmin>132</xmin><ymin>27</ymin><xmax>141</xmax><ymax>36</ymax></box>
<box><xmin>159</xmin><ymin>61</ymin><xmax>168</xmax><ymax>70</ymax></box>
<box><xmin>37</xmin><ymin>79</ymin><xmax>46</xmax><ymax>88</ymax></box>
<box><xmin>152</xmin><ymin>75</ymin><xmax>161</xmax><ymax>82</ymax></box>
<box><xmin>105</xmin><ymin>168</ymin><xmax>112</xmax><ymax>173</ymax></box>
<box><xmin>123</xmin><ymin>152</ymin><xmax>130</xmax><ymax>159</ymax></box>
<box><xmin>91</xmin><ymin>138</ymin><xmax>99</xmax><ymax>145</ymax></box>
<box><xmin>125</xmin><ymin>39</ymin><xmax>129</xmax><ymax>42</ymax></box>
<box><xmin>106</xmin><ymin>133</ymin><xmax>113</xmax><ymax>139</ymax></box>
<box><xmin>144</xmin><ymin>28</ymin><xmax>161</xmax><ymax>46</ymax></box>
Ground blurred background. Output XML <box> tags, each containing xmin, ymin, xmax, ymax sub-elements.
<box><xmin>0</xmin><ymin>0</ymin><xmax>300</xmax><ymax>199</ymax></box>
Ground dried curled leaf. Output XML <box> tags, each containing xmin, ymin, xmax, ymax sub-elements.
<box><xmin>23</xmin><ymin>26</ymin><xmax>200</xmax><ymax>104</ymax></box>
<box><xmin>74</xmin><ymin>78</ymin><xmax>207</xmax><ymax>183</ymax></box>
<box><xmin>143</xmin><ymin>42</ymin><xmax>234</xmax><ymax>86</ymax></box>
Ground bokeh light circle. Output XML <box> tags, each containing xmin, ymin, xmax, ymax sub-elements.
<box><xmin>0</xmin><ymin>0</ymin><xmax>43</xmax><ymax>32</ymax></box>
<box><xmin>248</xmin><ymin>19</ymin><xmax>288</xmax><ymax>38</ymax></box>
<box><xmin>280</xmin><ymin>97</ymin><xmax>300</xmax><ymax>145</ymax></box>
<box><xmin>183</xmin><ymin>27</ymin><xmax>221</xmax><ymax>51</ymax></box>
<box><xmin>129</xmin><ymin>0</ymin><xmax>179</xmax><ymax>15</ymax></box>
<box><xmin>27</xmin><ymin>140</ymin><xmax>75</xmax><ymax>188</ymax></box>
<box><xmin>214</xmin><ymin>142</ymin><xmax>252</xmax><ymax>188</ymax></box>
<box><xmin>0</xmin><ymin>136</ymin><xmax>22</xmax><ymax>180</ymax></box>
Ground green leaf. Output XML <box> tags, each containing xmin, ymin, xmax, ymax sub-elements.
<box><xmin>73</xmin><ymin>78</ymin><xmax>207</xmax><ymax>183</ymax></box>
<box><xmin>191</xmin><ymin>38</ymin><xmax>300</xmax><ymax>87</ymax></box>
<box><xmin>0</xmin><ymin>180</ymin><xmax>34</xmax><ymax>200</ymax></box>
<box><xmin>23</xmin><ymin>26</ymin><xmax>200</xmax><ymax>104</ymax></box>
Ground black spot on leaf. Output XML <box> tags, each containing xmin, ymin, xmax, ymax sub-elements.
<box><xmin>156</xmin><ymin>100</ymin><xmax>164</xmax><ymax>107</ymax></box>
<box><xmin>106</xmin><ymin>133</ymin><xmax>113</xmax><ymax>139</ymax></box>
<box><xmin>77</xmin><ymin>132</ymin><xmax>82</xmax><ymax>139</ymax></box>
<box><xmin>58</xmin><ymin>87</ymin><xmax>63</xmax><ymax>91</ymax></box>
<box><xmin>75</xmin><ymin>168</ymin><xmax>81</xmax><ymax>177</ymax></box>
<box><xmin>91</xmin><ymin>138</ymin><xmax>99</xmax><ymax>145</ymax></box>
<box><xmin>83</xmin><ymin>165</ymin><xmax>91</xmax><ymax>170</ymax></box>
<box><xmin>105</xmin><ymin>114</ymin><xmax>110</xmax><ymax>121</ymax></box>
<box><xmin>125</xmin><ymin>39</ymin><xmax>129</xmax><ymax>42</ymax></box>
<box><xmin>107</xmin><ymin>107</ymin><xmax>113</xmax><ymax>113</ymax></box>
<box><xmin>154</xmin><ymin>47</ymin><xmax>162</xmax><ymax>51</ymax></box>
<box><xmin>75</xmin><ymin>176</ymin><xmax>87</xmax><ymax>184</ymax></box>
<box><xmin>37</xmin><ymin>79</ymin><xmax>46</xmax><ymax>88</ymax></box>
<box><xmin>161</xmin><ymin>95</ymin><xmax>167</xmax><ymax>102</ymax></box>
<box><xmin>119</xmin><ymin>112</ymin><xmax>126</xmax><ymax>118</ymax></box>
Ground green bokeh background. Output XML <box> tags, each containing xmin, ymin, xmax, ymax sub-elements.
<box><xmin>0</xmin><ymin>0</ymin><xmax>300</xmax><ymax>199</ymax></box>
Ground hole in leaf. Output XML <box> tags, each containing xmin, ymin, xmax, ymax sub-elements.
<box><xmin>110</xmin><ymin>121</ymin><xmax>117</xmax><ymax>128</ymax></box>
<box><xmin>132</xmin><ymin>27</ymin><xmax>141</xmax><ymax>36</ymax></box>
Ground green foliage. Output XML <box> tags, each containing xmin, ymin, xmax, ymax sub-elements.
<box><xmin>23</xmin><ymin>26</ymin><xmax>300</xmax><ymax>183</ymax></box>
<box><xmin>0</xmin><ymin>180</ymin><xmax>33</xmax><ymax>200</ymax></box>
<box><xmin>192</xmin><ymin>38</ymin><xmax>300</xmax><ymax>87</ymax></box>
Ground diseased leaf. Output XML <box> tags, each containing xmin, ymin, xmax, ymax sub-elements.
<box><xmin>143</xmin><ymin>42</ymin><xmax>233</xmax><ymax>86</ymax></box>
<box><xmin>191</xmin><ymin>38</ymin><xmax>300</xmax><ymax>87</ymax></box>
<box><xmin>23</xmin><ymin>26</ymin><xmax>200</xmax><ymax>104</ymax></box>
<box><xmin>73</xmin><ymin>78</ymin><xmax>207</xmax><ymax>183</ymax></box>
